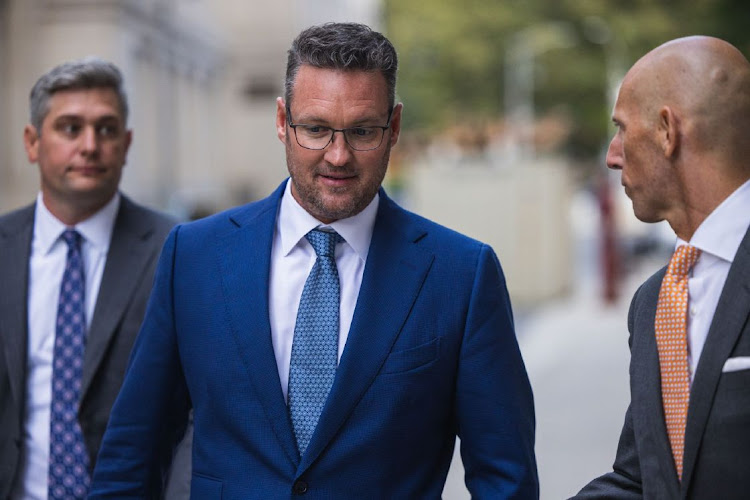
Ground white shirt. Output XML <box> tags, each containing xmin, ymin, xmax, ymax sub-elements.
<box><xmin>13</xmin><ymin>193</ymin><xmax>119</xmax><ymax>500</ymax></box>
<box><xmin>682</xmin><ymin>179</ymin><xmax>750</xmax><ymax>382</ymax></box>
<box><xmin>269</xmin><ymin>180</ymin><xmax>378</xmax><ymax>402</ymax></box>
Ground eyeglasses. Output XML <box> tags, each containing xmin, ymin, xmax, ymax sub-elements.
<box><xmin>286</xmin><ymin>106</ymin><xmax>393</xmax><ymax>151</ymax></box>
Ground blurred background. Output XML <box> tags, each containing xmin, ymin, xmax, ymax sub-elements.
<box><xmin>1</xmin><ymin>1</ymin><xmax>749</xmax><ymax>498</ymax></box>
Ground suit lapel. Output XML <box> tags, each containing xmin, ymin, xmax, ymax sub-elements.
<box><xmin>81</xmin><ymin>197</ymin><xmax>159</xmax><ymax>398</ymax></box>
<box><xmin>299</xmin><ymin>193</ymin><xmax>434</xmax><ymax>473</ymax></box>
<box><xmin>681</xmin><ymin>227</ymin><xmax>750</xmax><ymax>490</ymax></box>
<box><xmin>216</xmin><ymin>184</ymin><xmax>300</xmax><ymax>467</ymax></box>
<box><xmin>0</xmin><ymin>205</ymin><xmax>35</xmax><ymax>412</ymax></box>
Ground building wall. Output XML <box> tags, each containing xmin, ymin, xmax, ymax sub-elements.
<box><xmin>409</xmin><ymin>159</ymin><xmax>574</xmax><ymax>307</ymax></box>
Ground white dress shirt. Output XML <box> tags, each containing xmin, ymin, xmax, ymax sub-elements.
<box><xmin>13</xmin><ymin>193</ymin><xmax>119</xmax><ymax>500</ymax></box>
<box><xmin>269</xmin><ymin>180</ymin><xmax>378</xmax><ymax>402</ymax></box>
<box><xmin>682</xmin><ymin>179</ymin><xmax>750</xmax><ymax>382</ymax></box>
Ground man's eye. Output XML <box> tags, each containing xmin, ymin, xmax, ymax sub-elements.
<box><xmin>97</xmin><ymin>125</ymin><xmax>118</xmax><ymax>137</ymax></box>
<box><xmin>300</xmin><ymin>125</ymin><xmax>330</xmax><ymax>136</ymax></box>
<box><xmin>59</xmin><ymin>123</ymin><xmax>81</xmax><ymax>136</ymax></box>
<box><xmin>350</xmin><ymin>127</ymin><xmax>375</xmax><ymax>137</ymax></box>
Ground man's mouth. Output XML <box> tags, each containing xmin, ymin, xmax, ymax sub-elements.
<box><xmin>318</xmin><ymin>170</ymin><xmax>356</xmax><ymax>180</ymax></box>
<box><xmin>319</xmin><ymin>173</ymin><xmax>356</xmax><ymax>186</ymax></box>
<box><xmin>69</xmin><ymin>165</ymin><xmax>106</xmax><ymax>176</ymax></box>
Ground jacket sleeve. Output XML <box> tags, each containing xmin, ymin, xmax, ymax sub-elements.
<box><xmin>457</xmin><ymin>244</ymin><xmax>539</xmax><ymax>499</ymax></box>
<box><xmin>89</xmin><ymin>226</ymin><xmax>191</xmax><ymax>499</ymax></box>
<box><xmin>572</xmin><ymin>288</ymin><xmax>644</xmax><ymax>499</ymax></box>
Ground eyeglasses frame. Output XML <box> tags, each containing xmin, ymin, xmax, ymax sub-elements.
<box><xmin>286</xmin><ymin>105</ymin><xmax>394</xmax><ymax>151</ymax></box>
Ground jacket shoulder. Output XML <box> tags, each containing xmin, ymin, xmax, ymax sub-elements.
<box><xmin>382</xmin><ymin>196</ymin><xmax>490</xmax><ymax>256</ymax></box>
<box><xmin>173</xmin><ymin>191</ymin><xmax>279</xmax><ymax>238</ymax></box>
<box><xmin>118</xmin><ymin>195</ymin><xmax>178</xmax><ymax>240</ymax></box>
<box><xmin>0</xmin><ymin>203</ymin><xmax>35</xmax><ymax>236</ymax></box>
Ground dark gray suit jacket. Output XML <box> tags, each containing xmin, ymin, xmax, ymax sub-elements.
<box><xmin>575</xmin><ymin>226</ymin><xmax>750</xmax><ymax>499</ymax></box>
<box><xmin>0</xmin><ymin>195</ymin><xmax>177</xmax><ymax>499</ymax></box>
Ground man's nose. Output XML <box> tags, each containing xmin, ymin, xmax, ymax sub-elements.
<box><xmin>324</xmin><ymin>131</ymin><xmax>354</xmax><ymax>166</ymax></box>
<box><xmin>80</xmin><ymin>126</ymin><xmax>99</xmax><ymax>155</ymax></box>
<box><xmin>605</xmin><ymin>134</ymin><xmax>623</xmax><ymax>171</ymax></box>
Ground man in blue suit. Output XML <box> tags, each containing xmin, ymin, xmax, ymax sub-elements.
<box><xmin>89</xmin><ymin>22</ymin><xmax>538</xmax><ymax>499</ymax></box>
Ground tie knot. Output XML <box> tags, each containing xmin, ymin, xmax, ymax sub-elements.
<box><xmin>667</xmin><ymin>245</ymin><xmax>701</xmax><ymax>278</ymax></box>
<box><xmin>305</xmin><ymin>229</ymin><xmax>341</xmax><ymax>258</ymax></box>
<box><xmin>61</xmin><ymin>229</ymin><xmax>83</xmax><ymax>251</ymax></box>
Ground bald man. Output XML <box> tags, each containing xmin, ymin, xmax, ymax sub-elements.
<box><xmin>574</xmin><ymin>36</ymin><xmax>750</xmax><ymax>499</ymax></box>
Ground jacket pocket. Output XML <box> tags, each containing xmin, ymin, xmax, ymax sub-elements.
<box><xmin>380</xmin><ymin>337</ymin><xmax>440</xmax><ymax>374</ymax></box>
<box><xmin>190</xmin><ymin>473</ymin><xmax>222</xmax><ymax>499</ymax></box>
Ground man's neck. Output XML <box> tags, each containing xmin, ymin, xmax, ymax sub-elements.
<box><xmin>41</xmin><ymin>193</ymin><xmax>115</xmax><ymax>226</ymax></box>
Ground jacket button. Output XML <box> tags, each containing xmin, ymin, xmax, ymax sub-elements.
<box><xmin>293</xmin><ymin>480</ymin><xmax>308</xmax><ymax>495</ymax></box>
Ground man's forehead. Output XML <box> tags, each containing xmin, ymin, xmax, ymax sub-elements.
<box><xmin>46</xmin><ymin>88</ymin><xmax>123</xmax><ymax>115</ymax></box>
<box><xmin>290</xmin><ymin>67</ymin><xmax>388</xmax><ymax>109</ymax></box>
<box><xmin>611</xmin><ymin>72</ymin><xmax>638</xmax><ymax>110</ymax></box>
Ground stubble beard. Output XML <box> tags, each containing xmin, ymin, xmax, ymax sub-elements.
<box><xmin>286</xmin><ymin>138</ymin><xmax>391</xmax><ymax>222</ymax></box>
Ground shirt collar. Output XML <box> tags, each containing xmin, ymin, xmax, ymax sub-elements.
<box><xmin>34</xmin><ymin>192</ymin><xmax>121</xmax><ymax>255</ymax></box>
<box><xmin>682</xmin><ymin>178</ymin><xmax>750</xmax><ymax>263</ymax></box>
<box><xmin>277</xmin><ymin>178</ymin><xmax>379</xmax><ymax>262</ymax></box>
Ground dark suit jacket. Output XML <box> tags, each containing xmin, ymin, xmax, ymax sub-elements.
<box><xmin>89</xmin><ymin>181</ymin><xmax>539</xmax><ymax>499</ymax></box>
<box><xmin>0</xmin><ymin>195</ymin><xmax>176</xmax><ymax>500</ymax></box>
<box><xmin>575</xmin><ymin>226</ymin><xmax>750</xmax><ymax>499</ymax></box>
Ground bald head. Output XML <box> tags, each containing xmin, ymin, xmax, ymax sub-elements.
<box><xmin>623</xmin><ymin>36</ymin><xmax>750</xmax><ymax>165</ymax></box>
<box><xmin>608</xmin><ymin>37</ymin><xmax>750</xmax><ymax>239</ymax></box>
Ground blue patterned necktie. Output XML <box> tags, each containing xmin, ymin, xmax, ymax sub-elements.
<box><xmin>288</xmin><ymin>229</ymin><xmax>343</xmax><ymax>456</ymax></box>
<box><xmin>48</xmin><ymin>229</ymin><xmax>90</xmax><ymax>499</ymax></box>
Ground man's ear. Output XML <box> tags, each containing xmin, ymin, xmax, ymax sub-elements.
<box><xmin>124</xmin><ymin>129</ymin><xmax>133</xmax><ymax>154</ymax></box>
<box><xmin>23</xmin><ymin>125</ymin><xmax>40</xmax><ymax>163</ymax></box>
<box><xmin>658</xmin><ymin>106</ymin><xmax>679</xmax><ymax>158</ymax></box>
<box><xmin>276</xmin><ymin>97</ymin><xmax>288</xmax><ymax>145</ymax></box>
<box><xmin>117</xmin><ymin>128</ymin><xmax>133</xmax><ymax>169</ymax></box>
<box><xmin>388</xmin><ymin>103</ymin><xmax>403</xmax><ymax>147</ymax></box>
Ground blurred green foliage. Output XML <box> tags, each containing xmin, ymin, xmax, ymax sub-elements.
<box><xmin>384</xmin><ymin>0</ymin><xmax>750</xmax><ymax>160</ymax></box>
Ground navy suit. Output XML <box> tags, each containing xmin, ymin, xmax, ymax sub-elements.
<box><xmin>90</xmin><ymin>182</ymin><xmax>538</xmax><ymax>499</ymax></box>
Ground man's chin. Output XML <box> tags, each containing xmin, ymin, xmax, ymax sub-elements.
<box><xmin>315</xmin><ymin>203</ymin><xmax>356</xmax><ymax>223</ymax></box>
<box><xmin>65</xmin><ymin>183</ymin><xmax>118</xmax><ymax>204</ymax></box>
<box><xmin>311</xmin><ymin>194</ymin><xmax>366</xmax><ymax>223</ymax></box>
<box><xmin>632</xmin><ymin>206</ymin><xmax>663</xmax><ymax>224</ymax></box>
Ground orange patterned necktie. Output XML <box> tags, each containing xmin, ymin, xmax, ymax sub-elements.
<box><xmin>655</xmin><ymin>244</ymin><xmax>701</xmax><ymax>479</ymax></box>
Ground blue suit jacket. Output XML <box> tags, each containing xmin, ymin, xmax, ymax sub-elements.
<box><xmin>90</xmin><ymin>182</ymin><xmax>538</xmax><ymax>499</ymax></box>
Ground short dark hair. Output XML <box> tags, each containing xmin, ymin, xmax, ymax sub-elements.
<box><xmin>29</xmin><ymin>56</ymin><xmax>128</xmax><ymax>132</ymax></box>
<box><xmin>285</xmin><ymin>22</ymin><xmax>398</xmax><ymax>111</ymax></box>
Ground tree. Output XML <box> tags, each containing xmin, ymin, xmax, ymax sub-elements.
<box><xmin>385</xmin><ymin>0</ymin><xmax>750</xmax><ymax>161</ymax></box>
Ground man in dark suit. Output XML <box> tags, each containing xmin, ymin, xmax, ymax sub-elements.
<box><xmin>0</xmin><ymin>58</ymin><xmax>177</xmax><ymax>499</ymax></box>
<box><xmin>89</xmin><ymin>22</ymin><xmax>538</xmax><ymax>499</ymax></box>
<box><xmin>575</xmin><ymin>36</ymin><xmax>750</xmax><ymax>499</ymax></box>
